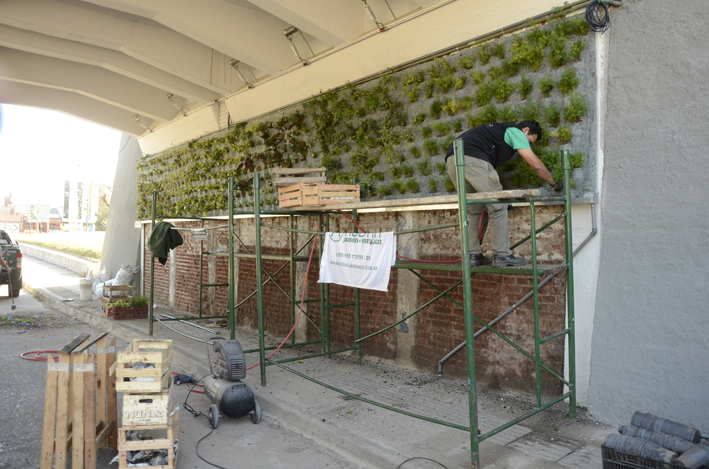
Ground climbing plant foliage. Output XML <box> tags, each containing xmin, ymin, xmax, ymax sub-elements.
<box><xmin>137</xmin><ymin>16</ymin><xmax>590</xmax><ymax>218</ymax></box>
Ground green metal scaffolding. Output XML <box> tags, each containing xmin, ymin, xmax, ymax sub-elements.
<box><xmin>146</xmin><ymin>142</ymin><xmax>577</xmax><ymax>469</ymax></box>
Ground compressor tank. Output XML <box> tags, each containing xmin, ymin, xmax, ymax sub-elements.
<box><xmin>203</xmin><ymin>375</ymin><xmax>255</xmax><ymax>419</ymax></box>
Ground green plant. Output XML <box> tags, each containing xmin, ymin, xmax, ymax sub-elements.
<box><xmin>422</xmin><ymin>126</ymin><xmax>432</xmax><ymax>138</ymax></box>
<box><xmin>109</xmin><ymin>295</ymin><xmax>149</xmax><ymax>309</ymax></box>
<box><xmin>402</xmin><ymin>164</ymin><xmax>414</xmax><ymax>177</ymax></box>
<box><xmin>390</xmin><ymin>166</ymin><xmax>402</xmax><ymax>180</ymax></box>
<box><xmin>518</xmin><ymin>102</ymin><xmax>540</xmax><ymax>121</ymax></box>
<box><xmin>491</xmin><ymin>79</ymin><xmax>515</xmax><ymax>103</ymax></box>
<box><xmin>404</xmin><ymin>178</ymin><xmax>420</xmax><ymax>193</ymax></box>
<box><xmin>491</xmin><ymin>42</ymin><xmax>506</xmax><ymax>59</ymax></box>
<box><xmin>488</xmin><ymin>66</ymin><xmax>503</xmax><ymax>81</ymax></box>
<box><xmin>376</xmin><ymin>186</ymin><xmax>392</xmax><ymax>198</ymax></box>
<box><xmin>423</xmin><ymin>139</ymin><xmax>438</xmax><ymax>156</ymax></box>
<box><xmin>568</xmin><ymin>16</ymin><xmax>590</xmax><ymax>36</ymax></box>
<box><xmin>410</xmin><ymin>146</ymin><xmax>421</xmax><ymax>158</ymax></box>
<box><xmin>435</xmin><ymin>75</ymin><xmax>454</xmax><ymax>93</ymax></box>
<box><xmin>453</xmin><ymin>120</ymin><xmax>462</xmax><ymax>132</ymax></box>
<box><xmin>538</xmin><ymin>76</ymin><xmax>555</xmax><ymax>96</ymax></box>
<box><xmin>549</xmin><ymin>37</ymin><xmax>569</xmax><ymax>68</ymax></box>
<box><xmin>556</xmin><ymin>127</ymin><xmax>572</xmax><ymax>144</ymax></box>
<box><xmin>424</xmin><ymin>81</ymin><xmax>435</xmax><ymax>98</ymax></box>
<box><xmin>453</xmin><ymin>76</ymin><xmax>467</xmax><ymax>90</ymax></box>
<box><xmin>417</xmin><ymin>158</ymin><xmax>431</xmax><ymax>176</ymax></box>
<box><xmin>543</xmin><ymin>102</ymin><xmax>562</xmax><ymax>127</ymax></box>
<box><xmin>570</xmin><ymin>151</ymin><xmax>584</xmax><ymax>168</ymax></box>
<box><xmin>517</xmin><ymin>76</ymin><xmax>533</xmax><ymax>99</ymax></box>
<box><xmin>557</xmin><ymin>68</ymin><xmax>579</xmax><ymax>95</ymax></box>
<box><xmin>563</xmin><ymin>95</ymin><xmax>588</xmax><ymax>122</ymax></box>
<box><xmin>475</xmin><ymin>84</ymin><xmax>491</xmax><ymax>106</ymax></box>
<box><xmin>478</xmin><ymin>46</ymin><xmax>491</xmax><ymax>65</ymax></box>
<box><xmin>430</xmin><ymin>100</ymin><xmax>443</xmax><ymax>119</ymax></box>
<box><xmin>570</xmin><ymin>39</ymin><xmax>587</xmax><ymax>61</ymax></box>
<box><xmin>510</xmin><ymin>36</ymin><xmax>545</xmax><ymax>71</ymax></box>
<box><xmin>436</xmin><ymin>57</ymin><xmax>456</xmax><ymax>75</ymax></box>
<box><xmin>444</xmin><ymin>176</ymin><xmax>456</xmax><ymax>192</ymax></box>
<box><xmin>499</xmin><ymin>106</ymin><xmax>517</xmax><ymax>122</ymax></box>
<box><xmin>442</xmin><ymin>135</ymin><xmax>455</xmax><ymax>151</ymax></box>
<box><xmin>502</xmin><ymin>60</ymin><xmax>520</xmax><ymax>78</ymax></box>
<box><xmin>441</xmin><ymin>98</ymin><xmax>460</xmax><ymax>115</ymax></box>
<box><xmin>459</xmin><ymin>56</ymin><xmax>476</xmax><ymax>69</ymax></box>
<box><xmin>391</xmin><ymin>179</ymin><xmax>406</xmax><ymax>194</ymax></box>
<box><xmin>471</xmin><ymin>71</ymin><xmax>485</xmax><ymax>85</ymax></box>
<box><xmin>459</xmin><ymin>96</ymin><xmax>474</xmax><ymax>112</ymax></box>
<box><xmin>428</xmin><ymin>177</ymin><xmax>438</xmax><ymax>192</ymax></box>
<box><xmin>412</xmin><ymin>113</ymin><xmax>426</xmax><ymax>125</ymax></box>
<box><xmin>436</xmin><ymin>162</ymin><xmax>447</xmax><ymax>174</ymax></box>
<box><xmin>432</xmin><ymin>122</ymin><xmax>451</xmax><ymax>136</ymax></box>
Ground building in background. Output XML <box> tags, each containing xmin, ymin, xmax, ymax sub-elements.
<box><xmin>0</xmin><ymin>195</ymin><xmax>23</xmax><ymax>234</ymax></box>
<box><xmin>62</xmin><ymin>179</ymin><xmax>100</xmax><ymax>231</ymax></box>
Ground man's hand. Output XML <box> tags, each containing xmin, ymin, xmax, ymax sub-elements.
<box><xmin>553</xmin><ymin>180</ymin><xmax>564</xmax><ymax>192</ymax></box>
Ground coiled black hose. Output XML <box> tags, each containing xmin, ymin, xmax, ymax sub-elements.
<box><xmin>585</xmin><ymin>0</ymin><xmax>610</xmax><ymax>32</ymax></box>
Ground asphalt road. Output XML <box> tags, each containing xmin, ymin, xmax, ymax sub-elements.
<box><xmin>0</xmin><ymin>287</ymin><xmax>363</xmax><ymax>469</ymax></box>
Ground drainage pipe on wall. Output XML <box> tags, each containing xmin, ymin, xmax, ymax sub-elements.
<box><xmin>437</xmin><ymin>204</ymin><xmax>597</xmax><ymax>376</ymax></box>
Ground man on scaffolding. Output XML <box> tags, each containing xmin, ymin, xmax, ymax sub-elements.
<box><xmin>445</xmin><ymin>120</ymin><xmax>559</xmax><ymax>267</ymax></box>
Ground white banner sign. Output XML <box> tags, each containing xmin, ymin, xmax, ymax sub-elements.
<box><xmin>318</xmin><ymin>232</ymin><xmax>396</xmax><ymax>292</ymax></box>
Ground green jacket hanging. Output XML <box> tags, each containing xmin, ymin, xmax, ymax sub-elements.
<box><xmin>148</xmin><ymin>221</ymin><xmax>184</xmax><ymax>265</ymax></box>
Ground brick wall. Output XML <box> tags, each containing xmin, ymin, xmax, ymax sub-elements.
<box><xmin>143</xmin><ymin>205</ymin><xmax>570</xmax><ymax>396</ymax></box>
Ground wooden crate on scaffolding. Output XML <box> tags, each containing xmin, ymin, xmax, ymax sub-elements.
<box><xmin>117</xmin><ymin>406</ymin><xmax>180</xmax><ymax>469</ymax></box>
<box><xmin>116</xmin><ymin>339</ymin><xmax>172</xmax><ymax>393</ymax></box>
<box><xmin>279</xmin><ymin>183</ymin><xmax>361</xmax><ymax>208</ymax></box>
<box><xmin>122</xmin><ymin>380</ymin><xmax>173</xmax><ymax>427</ymax></box>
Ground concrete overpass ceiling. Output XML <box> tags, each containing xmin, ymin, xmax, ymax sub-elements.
<box><xmin>0</xmin><ymin>47</ymin><xmax>187</xmax><ymax>121</ymax></box>
<box><xmin>0</xmin><ymin>79</ymin><xmax>147</xmax><ymax>135</ymax></box>
<box><xmin>4</xmin><ymin>0</ymin><xmax>551</xmax><ymax>143</ymax></box>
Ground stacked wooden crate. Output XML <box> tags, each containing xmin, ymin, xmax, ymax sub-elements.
<box><xmin>274</xmin><ymin>167</ymin><xmax>360</xmax><ymax>208</ymax></box>
<box><xmin>116</xmin><ymin>339</ymin><xmax>178</xmax><ymax>469</ymax></box>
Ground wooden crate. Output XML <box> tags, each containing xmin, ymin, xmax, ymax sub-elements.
<box><xmin>116</xmin><ymin>339</ymin><xmax>172</xmax><ymax>393</ymax></box>
<box><xmin>279</xmin><ymin>183</ymin><xmax>360</xmax><ymax>208</ymax></box>
<box><xmin>122</xmin><ymin>380</ymin><xmax>173</xmax><ymax>426</ymax></box>
<box><xmin>271</xmin><ymin>167</ymin><xmax>326</xmax><ymax>187</ymax></box>
<box><xmin>118</xmin><ymin>406</ymin><xmax>179</xmax><ymax>469</ymax></box>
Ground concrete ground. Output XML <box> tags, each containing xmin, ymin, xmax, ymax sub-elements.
<box><xmin>8</xmin><ymin>255</ymin><xmax>614</xmax><ymax>468</ymax></box>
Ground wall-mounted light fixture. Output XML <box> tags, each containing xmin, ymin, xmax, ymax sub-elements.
<box><xmin>166</xmin><ymin>93</ymin><xmax>188</xmax><ymax>116</ymax></box>
<box><xmin>132</xmin><ymin>115</ymin><xmax>152</xmax><ymax>132</ymax></box>
<box><xmin>229</xmin><ymin>59</ymin><xmax>254</xmax><ymax>89</ymax></box>
<box><xmin>284</xmin><ymin>26</ymin><xmax>314</xmax><ymax>64</ymax></box>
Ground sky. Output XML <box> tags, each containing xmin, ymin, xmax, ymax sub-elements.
<box><xmin>0</xmin><ymin>104</ymin><xmax>122</xmax><ymax>208</ymax></box>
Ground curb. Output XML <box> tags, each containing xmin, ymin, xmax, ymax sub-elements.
<box><xmin>23</xmin><ymin>281</ymin><xmax>409</xmax><ymax>469</ymax></box>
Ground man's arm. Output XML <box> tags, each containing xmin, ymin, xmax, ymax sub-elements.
<box><xmin>518</xmin><ymin>148</ymin><xmax>555</xmax><ymax>185</ymax></box>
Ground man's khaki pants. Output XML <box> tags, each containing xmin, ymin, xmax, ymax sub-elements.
<box><xmin>446</xmin><ymin>155</ymin><xmax>511</xmax><ymax>257</ymax></box>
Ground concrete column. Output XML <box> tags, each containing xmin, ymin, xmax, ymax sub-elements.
<box><xmin>100</xmin><ymin>134</ymin><xmax>142</xmax><ymax>286</ymax></box>
<box><xmin>395</xmin><ymin>212</ymin><xmax>420</xmax><ymax>368</ymax></box>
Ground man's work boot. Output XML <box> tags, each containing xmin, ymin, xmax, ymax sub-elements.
<box><xmin>470</xmin><ymin>253</ymin><xmax>492</xmax><ymax>267</ymax></box>
<box><xmin>492</xmin><ymin>254</ymin><xmax>527</xmax><ymax>267</ymax></box>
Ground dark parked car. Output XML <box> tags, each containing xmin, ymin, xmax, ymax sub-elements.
<box><xmin>0</xmin><ymin>230</ymin><xmax>23</xmax><ymax>298</ymax></box>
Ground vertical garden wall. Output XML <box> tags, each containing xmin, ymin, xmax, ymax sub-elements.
<box><xmin>137</xmin><ymin>14</ymin><xmax>596</xmax><ymax>218</ymax></box>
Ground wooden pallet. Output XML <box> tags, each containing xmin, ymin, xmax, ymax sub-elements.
<box><xmin>116</xmin><ymin>339</ymin><xmax>172</xmax><ymax>393</ymax></box>
<box><xmin>40</xmin><ymin>333</ymin><xmax>118</xmax><ymax>469</ymax></box>
<box><xmin>118</xmin><ymin>407</ymin><xmax>179</xmax><ymax>469</ymax></box>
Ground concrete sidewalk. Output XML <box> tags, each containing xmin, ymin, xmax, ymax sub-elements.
<box><xmin>22</xmin><ymin>255</ymin><xmax>610</xmax><ymax>469</ymax></box>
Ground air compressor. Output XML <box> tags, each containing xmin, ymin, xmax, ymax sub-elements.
<box><xmin>203</xmin><ymin>337</ymin><xmax>261</xmax><ymax>429</ymax></box>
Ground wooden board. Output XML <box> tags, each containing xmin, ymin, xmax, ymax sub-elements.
<box><xmin>71</xmin><ymin>352</ymin><xmax>85</xmax><ymax>469</ymax></box>
<box><xmin>40</xmin><ymin>354</ymin><xmax>59</xmax><ymax>469</ymax></box>
<box><xmin>54</xmin><ymin>352</ymin><xmax>72</xmax><ymax>468</ymax></box>
<box><xmin>290</xmin><ymin>189</ymin><xmax>542</xmax><ymax>211</ymax></box>
<box><xmin>106</xmin><ymin>338</ymin><xmax>118</xmax><ymax>449</ymax></box>
<box><xmin>84</xmin><ymin>350</ymin><xmax>96</xmax><ymax>468</ymax></box>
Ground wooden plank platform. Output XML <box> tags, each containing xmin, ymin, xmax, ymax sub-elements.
<box><xmin>289</xmin><ymin>189</ymin><xmax>541</xmax><ymax>212</ymax></box>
